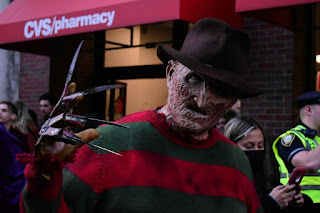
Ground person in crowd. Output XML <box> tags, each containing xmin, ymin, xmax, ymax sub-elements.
<box><xmin>224</xmin><ymin>115</ymin><xmax>313</xmax><ymax>212</ymax></box>
<box><xmin>0</xmin><ymin>101</ymin><xmax>28</xmax><ymax>152</ymax></box>
<box><xmin>0</xmin><ymin>101</ymin><xmax>18</xmax><ymax>132</ymax></box>
<box><xmin>20</xmin><ymin>18</ymin><xmax>264</xmax><ymax>212</ymax></box>
<box><xmin>39</xmin><ymin>92</ymin><xmax>57</xmax><ymax>125</ymax></box>
<box><xmin>28</xmin><ymin>109</ymin><xmax>39</xmax><ymax>128</ymax></box>
<box><xmin>273</xmin><ymin>91</ymin><xmax>320</xmax><ymax>210</ymax></box>
<box><xmin>215</xmin><ymin>115</ymin><xmax>228</xmax><ymax>133</ymax></box>
<box><xmin>0</xmin><ymin>101</ymin><xmax>26</xmax><ymax>213</ymax></box>
<box><xmin>14</xmin><ymin>100</ymin><xmax>39</xmax><ymax>154</ymax></box>
<box><xmin>215</xmin><ymin>109</ymin><xmax>238</xmax><ymax>133</ymax></box>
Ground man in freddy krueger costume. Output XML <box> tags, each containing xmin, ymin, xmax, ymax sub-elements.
<box><xmin>19</xmin><ymin>18</ymin><xmax>264</xmax><ymax>213</ymax></box>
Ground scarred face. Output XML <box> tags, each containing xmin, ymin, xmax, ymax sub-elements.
<box><xmin>165</xmin><ymin>60</ymin><xmax>239</xmax><ymax>135</ymax></box>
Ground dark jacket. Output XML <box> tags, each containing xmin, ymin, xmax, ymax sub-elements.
<box><xmin>0</xmin><ymin>123</ymin><xmax>26</xmax><ymax>213</ymax></box>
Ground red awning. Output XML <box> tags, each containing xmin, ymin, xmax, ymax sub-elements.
<box><xmin>0</xmin><ymin>0</ymin><xmax>241</xmax><ymax>49</ymax></box>
<box><xmin>236</xmin><ymin>0</ymin><xmax>320</xmax><ymax>12</ymax></box>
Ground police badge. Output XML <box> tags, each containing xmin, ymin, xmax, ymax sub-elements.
<box><xmin>281</xmin><ymin>134</ymin><xmax>295</xmax><ymax>147</ymax></box>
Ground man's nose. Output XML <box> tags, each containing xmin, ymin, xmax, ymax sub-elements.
<box><xmin>193</xmin><ymin>82</ymin><xmax>212</xmax><ymax>108</ymax></box>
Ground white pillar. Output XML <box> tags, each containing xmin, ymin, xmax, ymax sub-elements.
<box><xmin>0</xmin><ymin>0</ymin><xmax>20</xmax><ymax>102</ymax></box>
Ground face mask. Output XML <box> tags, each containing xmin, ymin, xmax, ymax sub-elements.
<box><xmin>244</xmin><ymin>150</ymin><xmax>265</xmax><ymax>174</ymax></box>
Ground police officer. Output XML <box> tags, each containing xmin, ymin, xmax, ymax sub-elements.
<box><xmin>273</xmin><ymin>91</ymin><xmax>320</xmax><ymax>210</ymax></box>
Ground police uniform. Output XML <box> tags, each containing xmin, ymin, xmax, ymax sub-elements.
<box><xmin>273</xmin><ymin>91</ymin><xmax>320</xmax><ymax>205</ymax></box>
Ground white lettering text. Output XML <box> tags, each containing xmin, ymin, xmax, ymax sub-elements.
<box><xmin>24</xmin><ymin>11</ymin><xmax>116</xmax><ymax>39</ymax></box>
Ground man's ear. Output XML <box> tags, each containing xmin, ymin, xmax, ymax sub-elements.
<box><xmin>305</xmin><ymin>105</ymin><xmax>313</xmax><ymax>115</ymax></box>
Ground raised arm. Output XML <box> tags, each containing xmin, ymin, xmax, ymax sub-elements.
<box><xmin>19</xmin><ymin>128</ymin><xmax>99</xmax><ymax>213</ymax></box>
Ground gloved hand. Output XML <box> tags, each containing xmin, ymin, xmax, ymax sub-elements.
<box><xmin>37</xmin><ymin>128</ymin><xmax>99</xmax><ymax>162</ymax></box>
<box><xmin>17</xmin><ymin>128</ymin><xmax>99</xmax><ymax>200</ymax></box>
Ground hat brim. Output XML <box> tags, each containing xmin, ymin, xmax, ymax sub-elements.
<box><xmin>157</xmin><ymin>44</ymin><xmax>262</xmax><ymax>99</ymax></box>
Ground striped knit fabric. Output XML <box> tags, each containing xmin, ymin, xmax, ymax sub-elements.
<box><xmin>22</xmin><ymin>109</ymin><xmax>262</xmax><ymax>213</ymax></box>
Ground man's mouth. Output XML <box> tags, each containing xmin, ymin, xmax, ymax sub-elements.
<box><xmin>187</xmin><ymin>103</ymin><xmax>228</xmax><ymax>117</ymax></box>
<box><xmin>187</xmin><ymin>105</ymin><xmax>207</xmax><ymax>116</ymax></box>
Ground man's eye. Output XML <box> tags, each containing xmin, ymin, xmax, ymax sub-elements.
<box><xmin>185</xmin><ymin>74</ymin><xmax>203</xmax><ymax>85</ymax></box>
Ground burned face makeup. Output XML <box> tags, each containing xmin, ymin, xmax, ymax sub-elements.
<box><xmin>166</xmin><ymin>60</ymin><xmax>238</xmax><ymax>135</ymax></box>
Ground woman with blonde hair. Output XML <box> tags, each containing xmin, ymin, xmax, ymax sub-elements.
<box><xmin>224</xmin><ymin>116</ymin><xmax>311</xmax><ymax>213</ymax></box>
<box><xmin>14</xmin><ymin>100</ymin><xmax>39</xmax><ymax>154</ymax></box>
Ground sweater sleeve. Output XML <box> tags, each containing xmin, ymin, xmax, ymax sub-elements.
<box><xmin>19</xmin><ymin>156</ymin><xmax>71</xmax><ymax>213</ymax></box>
<box><xmin>260</xmin><ymin>194</ymin><xmax>282</xmax><ymax>213</ymax></box>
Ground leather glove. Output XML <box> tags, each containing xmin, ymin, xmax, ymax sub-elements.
<box><xmin>17</xmin><ymin>128</ymin><xmax>99</xmax><ymax>200</ymax></box>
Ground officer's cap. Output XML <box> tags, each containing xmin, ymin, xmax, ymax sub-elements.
<box><xmin>295</xmin><ymin>91</ymin><xmax>320</xmax><ymax>109</ymax></box>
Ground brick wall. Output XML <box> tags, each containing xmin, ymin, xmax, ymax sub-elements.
<box><xmin>19</xmin><ymin>53</ymin><xmax>50</xmax><ymax>125</ymax></box>
<box><xmin>241</xmin><ymin>17</ymin><xmax>294</xmax><ymax>143</ymax></box>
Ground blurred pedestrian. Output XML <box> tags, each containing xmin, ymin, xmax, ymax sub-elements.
<box><xmin>0</xmin><ymin>101</ymin><xmax>28</xmax><ymax>152</ymax></box>
<box><xmin>215</xmin><ymin>109</ymin><xmax>238</xmax><ymax>133</ymax></box>
<box><xmin>0</xmin><ymin>101</ymin><xmax>26</xmax><ymax>213</ymax></box>
<box><xmin>28</xmin><ymin>109</ymin><xmax>39</xmax><ymax>128</ymax></box>
<box><xmin>39</xmin><ymin>92</ymin><xmax>57</xmax><ymax>125</ymax></box>
<box><xmin>14</xmin><ymin>100</ymin><xmax>39</xmax><ymax>154</ymax></box>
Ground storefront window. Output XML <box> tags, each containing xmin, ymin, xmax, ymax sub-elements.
<box><xmin>103</xmin><ymin>21</ymin><xmax>175</xmax><ymax>119</ymax></box>
<box><xmin>104</xmin><ymin>21</ymin><xmax>174</xmax><ymax>68</ymax></box>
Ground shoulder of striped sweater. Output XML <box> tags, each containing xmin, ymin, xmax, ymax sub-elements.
<box><xmin>98</xmin><ymin>110</ymin><xmax>151</xmax><ymax>128</ymax></box>
<box><xmin>212</xmin><ymin>128</ymin><xmax>237</xmax><ymax>146</ymax></box>
<box><xmin>117</xmin><ymin>110</ymin><xmax>150</xmax><ymax>123</ymax></box>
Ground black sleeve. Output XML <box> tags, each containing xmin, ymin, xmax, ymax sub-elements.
<box><xmin>260</xmin><ymin>194</ymin><xmax>282</xmax><ymax>213</ymax></box>
<box><xmin>277</xmin><ymin>134</ymin><xmax>307</xmax><ymax>172</ymax></box>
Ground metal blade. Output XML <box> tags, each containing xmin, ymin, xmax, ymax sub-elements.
<box><xmin>49</xmin><ymin>41</ymin><xmax>84</xmax><ymax>117</ymax></box>
<box><xmin>80</xmin><ymin>85</ymin><xmax>123</xmax><ymax>96</ymax></box>
<box><xmin>88</xmin><ymin>143</ymin><xmax>123</xmax><ymax>157</ymax></box>
<box><xmin>66</xmin><ymin>40</ymin><xmax>84</xmax><ymax>87</ymax></box>
<box><xmin>66</xmin><ymin>114</ymin><xmax>129</xmax><ymax>129</ymax></box>
<box><xmin>63</xmin><ymin>134</ymin><xmax>123</xmax><ymax>157</ymax></box>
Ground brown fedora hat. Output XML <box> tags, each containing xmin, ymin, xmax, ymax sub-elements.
<box><xmin>157</xmin><ymin>18</ymin><xmax>262</xmax><ymax>98</ymax></box>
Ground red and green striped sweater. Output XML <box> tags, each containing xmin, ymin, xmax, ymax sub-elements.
<box><xmin>21</xmin><ymin>109</ymin><xmax>263</xmax><ymax>213</ymax></box>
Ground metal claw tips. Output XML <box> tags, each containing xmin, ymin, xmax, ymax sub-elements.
<box><xmin>63</xmin><ymin>134</ymin><xmax>123</xmax><ymax>157</ymax></box>
<box><xmin>87</xmin><ymin>143</ymin><xmax>123</xmax><ymax>157</ymax></box>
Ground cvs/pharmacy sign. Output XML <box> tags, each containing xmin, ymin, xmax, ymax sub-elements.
<box><xmin>24</xmin><ymin>11</ymin><xmax>115</xmax><ymax>39</ymax></box>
